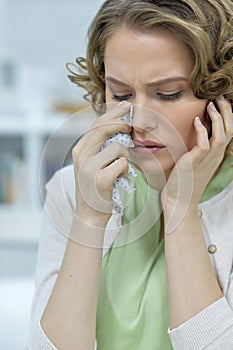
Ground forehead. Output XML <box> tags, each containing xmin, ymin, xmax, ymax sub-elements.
<box><xmin>104</xmin><ymin>26</ymin><xmax>193</xmax><ymax>81</ymax></box>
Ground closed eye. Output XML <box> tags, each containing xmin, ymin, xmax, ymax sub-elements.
<box><xmin>112</xmin><ymin>93</ymin><xmax>133</xmax><ymax>102</ymax></box>
<box><xmin>111</xmin><ymin>91</ymin><xmax>183</xmax><ymax>102</ymax></box>
<box><xmin>157</xmin><ymin>91</ymin><xmax>183</xmax><ymax>101</ymax></box>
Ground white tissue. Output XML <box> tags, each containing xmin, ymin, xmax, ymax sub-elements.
<box><xmin>101</xmin><ymin>105</ymin><xmax>137</xmax><ymax>214</ymax></box>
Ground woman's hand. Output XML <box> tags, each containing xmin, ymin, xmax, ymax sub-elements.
<box><xmin>162</xmin><ymin>96</ymin><xmax>233</xmax><ymax>232</ymax></box>
<box><xmin>72</xmin><ymin>101</ymin><xmax>131</xmax><ymax>227</ymax></box>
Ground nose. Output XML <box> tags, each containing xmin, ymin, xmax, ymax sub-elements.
<box><xmin>131</xmin><ymin>103</ymin><xmax>158</xmax><ymax>133</ymax></box>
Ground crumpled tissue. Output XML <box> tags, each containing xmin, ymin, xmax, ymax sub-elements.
<box><xmin>101</xmin><ymin>104</ymin><xmax>137</xmax><ymax>214</ymax></box>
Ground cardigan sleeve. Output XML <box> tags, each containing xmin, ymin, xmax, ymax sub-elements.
<box><xmin>168</xmin><ymin>181</ymin><xmax>233</xmax><ymax>349</ymax></box>
<box><xmin>28</xmin><ymin>166</ymin><xmax>111</xmax><ymax>350</ymax></box>
<box><xmin>28</xmin><ymin>166</ymin><xmax>94</xmax><ymax>350</ymax></box>
<box><xmin>168</xmin><ymin>247</ymin><xmax>233</xmax><ymax>350</ymax></box>
<box><xmin>169</xmin><ymin>244</ymin><xmax>233</xmax><ymax>350</ymax></box>
<box><xmin>28</xmin><ymin>167</ymin><xmax>74</xmax><ymax>349</ymax></box>
<box><xmin>168</xmin><ymin>296</ymin><xmax>233</xmax><ymax>349</ymax></box>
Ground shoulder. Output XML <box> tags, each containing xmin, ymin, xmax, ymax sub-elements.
<box><xmin>45</xmin><ymin>165</ymin><xmax>76</xmax><ymax>211</ymax></box>
<box><xmin>43</xmin><ymin>165</ymin><xmax>76</xmax><ymax>236</ymax></box>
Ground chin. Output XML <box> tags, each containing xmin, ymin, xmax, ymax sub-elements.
<box><xmin>129</xmin><ymin>151</ymin><xmax>174</xmax><ymax>190</ymax></box>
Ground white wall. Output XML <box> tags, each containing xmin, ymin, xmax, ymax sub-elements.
<box><xmin>0</xmin><ymin>2</ymin><xmax>104</xmax><ymax>349</ymax></box>
<box><xmin>4</xmin><ymin>0</ymin><xmax>103</xmax><ymax>63</ymax></box>
<box><xmin>0</xmin><ymin>0</ymin><xmax>104</xmax><ymax>111</ymax></box>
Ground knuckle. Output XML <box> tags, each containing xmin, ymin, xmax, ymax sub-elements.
<box><xmin>71</xmin><ymin>145</ymin><xmax>78</xmax><ymax>160</ymax></box>
<box><xmin>110</xmin><ymin>141</ymin><xmax>125</xmax><ymax>154</ymax></box>
<box><xmin>199</xmin><ymin>127</ymin><xmax>208</xmax><ymax>137</ymax></box>
<box><xmin>72</xmin><ymin>148</ymin><xmax>87</xmax><ymax>172</ymax></box>
<box><xmin>96</xmin><ymin>173</ymin><xmax>111</xmax><ymax>191</ymax></box>
<box><xmin>120</xmin><ymin>157</ymin><xmax>129</xmax><ymax>167</ymax></box>
<box><xmin>213</xmin><ymin>111</ymin><xmax>221</xmax><ymax>118</ymax></box>
<box><xmin>227</xmin><ymin>127</ymin><xmax>233</xmax><ymax>137</ymax></box>
<box><xmin>212</xmin><ymin>136</ymin><xmax>226</xmax><ymax>148</ymax></box>
<box><xmin>218</xmin><ymin>138</ymin><xmax>227</xmax><ymax>146</ymax></box>
<box><xmin>211</xmin><ymin>113</ymin><xmax>222</xmax><ymax>125</ymax></box>
<box><xmin>92</xmin><ymin>115</ymin><xmax>107</xmax><ymax>126</ymax></box>
<box><xmin>199</xmin><ymin>143</ymin><xmax>210</xmax><ymax>152</ymax></box>
<box><xmin>72</xmin><ymin>145</ymin><xmax>82</xmax><ymax>163</ymax></box>
<box><xmin>91</xmin><ymin>126</ymin><xmax>103</xmax><ymax>138</ymax></box>
<box><xmin>120</xmin><ymin>159</ymin><xmax>129</xmax><ymax>174</ymax></box>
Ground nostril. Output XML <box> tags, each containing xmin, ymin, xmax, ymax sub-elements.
<box><xmin>131</xmin><ymin>104</ymin><xmax>160</xmax><ymax>131</ymax></box>
<box><xmin>132</xmin><ymin>120</ymin><xmax>159</xmax><ymax>133</ymax></box>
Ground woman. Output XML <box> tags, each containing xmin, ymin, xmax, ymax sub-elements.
<box><xmin>29</xmin><ymin>0</ymin><xmax>233</xmax><ymax>349</ymax></box>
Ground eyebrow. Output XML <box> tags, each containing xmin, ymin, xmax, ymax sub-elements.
<box><xmin>105</xmin><ymin>76</ymin><xmax>188</xmax><ymax>87</ymax></box>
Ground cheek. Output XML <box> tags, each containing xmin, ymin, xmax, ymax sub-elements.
<box><xmin>168</xmin><ymin>101</ymin><xmax>207</xmax><ymax>149</ymax></box>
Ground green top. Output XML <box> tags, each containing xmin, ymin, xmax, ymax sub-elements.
<box><xmin>96</xmin><ymin>145</ymin><xmax>233</xmax><ymax>349</ymax></box>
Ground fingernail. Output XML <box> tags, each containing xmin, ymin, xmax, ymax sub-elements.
<box><xmin>217</xmin><ymin>95</ymin><xmax>224</xmax><ymax>101</ymax></box>
<box><xmin>118</xmin><ymin>101</ymin><xmax>131</xmax><ymax>109</ymax></box>
<box><xmin>194</xmin><ymin>116</ymin><xmax>202</xmax><ymax>125</ymax></box>
<box><xmin>209</xmin><ymin>102</ymin><xmax>216</xmax><ymax>111</ymax></box>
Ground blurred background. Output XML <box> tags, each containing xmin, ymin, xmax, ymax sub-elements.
<box><xmin>0</xmin><ymin>0</ymin><xmax>103</xmax><ymax>348</ymax></box>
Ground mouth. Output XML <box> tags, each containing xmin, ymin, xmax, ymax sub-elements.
<box><xmin>132</xmin><ymin>140</ymin><xmax>166</xmax><ymax>154</ymax></box>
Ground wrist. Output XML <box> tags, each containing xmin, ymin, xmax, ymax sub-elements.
<box><xmin>75</xmin><ymin>210</ymin><xmax>111</xmax><ymax>228</ymax></box>
<box><xmin>163</xmin><ymin>203</ymin><xmax>200</xmax><ymax>235</ymax></box>
<box><xmin>69</xmin><ymin>213</ymin><xmax>107</xmax><ymax>249</ymax></box>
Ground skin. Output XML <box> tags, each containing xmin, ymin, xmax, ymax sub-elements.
<box><xmin>41</xmin><ymin>26</ymin><xmax>233</xmax><ymax>349</ymax></box>
<box><xmin>105</xmin><ymin>26</ymin><xmax>209</xmax><ymax>188</ymax></box>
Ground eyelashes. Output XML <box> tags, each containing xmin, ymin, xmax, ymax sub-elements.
<box><xmin>157</xmin><ymin>91</ymin><xmax>183</xmax><ymax>100</ymax></box>
<box><xmin>111</xmin><ymin>93</ymin><xmax>133</xmax><ymax>102</ymax></box>
<box><xmin>111</xmin><ymin>91</ymin><xmax>183</xmax><ymax>102</ymax></box>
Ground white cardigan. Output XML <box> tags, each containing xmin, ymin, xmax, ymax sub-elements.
<box><xmin>29</xmin><ymin>165</ymin><xmax>233</xmax><ymax>349</ymax></box>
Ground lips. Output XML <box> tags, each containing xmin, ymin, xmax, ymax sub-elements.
<box><xmin>132</xmin><ymin>140</ymin><xmax>165</xmax><ymax>154</ymax></box>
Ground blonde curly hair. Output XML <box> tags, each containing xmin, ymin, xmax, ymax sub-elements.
<box><xmin>67</xmin><ymin>0</ymin><xmax>233</xmax><ymax>153</ymax></box>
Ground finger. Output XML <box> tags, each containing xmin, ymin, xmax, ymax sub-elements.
<box><xmin>77</xmin><ymin>103</ymin><xmax>131</xmax><ymax>150</ymax></box>
<box><xmin>207</xmin><ymin>102</ymin><xmax>226</xmax><ymax>147</ymax></box>
<box><xmin>74</xmin><ymin>141</ymin><xmax>129</xmax><ymax>179</ymax></box>
<box><xmin>98</xmin><ymin>157</ymin><xmax>129</xmax><ymax>188</ymax></box>
<box><xmin>215</xmin><ymin>96</ymin><xmax>233</xmax><ymax>140</ymax></box>
<box><xmin>95</xmin><ymin>142</ymin><xmax>129</xmax><ymax>169</ymax></box>
<box><xmin>87</xmin><ymin>120</ymin><xmax>131</xmax><ymax>143</ymax></box>
<box><xmin>190</xmin><ymin>117</ymin><xmax>210</xmax><ymax>163</ymax></box>
<box><xmin>101</xmin><ymin>101</ymin><xmax>131</xmax><ymax>121</ymax></box>
<box><xmin>88</xmin><ymin>101</ymin><xmax>131</xmax><ymax>138</ymax></box>
<box><xmin>76</xmin><ymin>126</ymin><xmax>132</xmax><ymax>163</ymax></box>
<box><xmin>92</xmin><ymin>101</ymin><xmax>131</xmax><ymax>126</ymax></box>
<box><xmin>185</xmin><ymin>116</ymin><xmax>210</xmax><ymax>167</ymax></box>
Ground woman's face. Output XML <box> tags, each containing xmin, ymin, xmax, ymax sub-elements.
<box><xmin>104</xmin><ymin>26</ymin><xmax>208</xmax><ymax>186</ymax></box>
